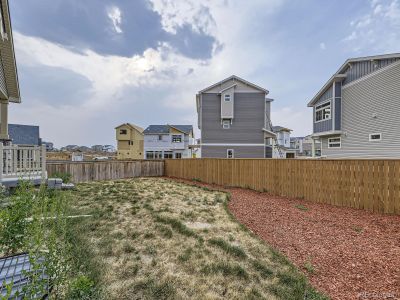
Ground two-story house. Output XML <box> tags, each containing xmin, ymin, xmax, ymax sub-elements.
<box><xmin>196</xmin><ymin>75</ymin><xmax>276</xmax><ymax>158</ymax></box>
<box><xmin>115</xmin><ymin>123</ymin><xmax>144</xmax><ymax>159</ymax></box>
<box><xmin>308</xmin><ymin>53</ymin><xmax>400</xmax><ymax>158</ymax></box>
<box><xmin>143</xmin><ymin>125</ymin><xmax>194</xmax><ymax>159</ymax></box>
<box><xmin>272</xmin><ymin>126</ymin><xmax>297</xmax><ymax>158</ymax></box>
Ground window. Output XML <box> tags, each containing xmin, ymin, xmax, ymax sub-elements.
<box><xmin>227</xmin><ymin>149</ymin><xmax>234</xmax><ymax>158</ymax></box>
<box><xmin>328</xmin><ymin>137</ymin><xmax>341</xmax><ymax>148</ymax></box>
<box><xmin>120</xmin><ymin>129</ymin><xmax>127</xmax><ymax>135</ymax></box>
<box><xmin>128</xmin><ymin>141</ymin><xmax>134</xmax><ymax>145</ymax></box>
<box><xmin>224</xmin><ymin>94</ymin><xmax>231</xmax><ymax>102</ymax></box>
<box><xmin>175</xmin><ymin>153</ymin><xmax>182</xmax><ymax>159</ymax></box>
<box><xmin>164</xmin><ymin>152</ymin><xmax>173</xmax><ymax>159</ymax></box>
<box><xmin>172</xmin><ymin>135</ymin><xmax>182</xmax><ymax>143</ymax></box>
<box><xmin>369</xmin><ymin>133</ymin><xmax>382</xmax><ymax>141</ymax></box>
<box><xmin>315</xmin><ymin>101</ymin><xmax>331</xmax><ymax>122</ymax></box>
<box><xmin>158</xmin><ymin>135</ymin><xmax>163</xmax><ymax>141</ymax></box>
<box><xmin>146</xmin><ymin>151</ymin><xmax>154</xmax><ymax>159</ymax></box>
<box><xmin>222</xmin><ymin>120</ymin><xmax>230</xmax><ymax>129</ymax></box>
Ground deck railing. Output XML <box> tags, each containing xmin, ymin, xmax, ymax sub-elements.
<box><xmin>0</xmin><ymin>144</ymin><xmax>47</xmax><ymax>182</ymax></box>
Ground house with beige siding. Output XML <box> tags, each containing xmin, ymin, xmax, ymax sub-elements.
<box><xmin>116</xmin><ymin>123</ymin><xmax>144</xmax><ymax>159</ymax></box>
<box><xmin>196</xmin><ymin>75</ymin><xmax>276</xmax><ymax>158</ymax></box>
<box><xmin>308</xmin><ymin>53</ymin><xmax>400</xmax><ymax>158</ymax></box>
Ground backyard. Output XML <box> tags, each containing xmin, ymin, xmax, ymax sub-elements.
<box><xmin>66</xmin><ymin>177</ymin><xmax>326</xmax><ymax>299</ymax></box>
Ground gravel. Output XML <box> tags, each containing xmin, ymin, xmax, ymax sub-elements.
<box><xmin>170</xmin><ymin>178</ymin><xmax>400</xmax><ymax>300</ymax></box>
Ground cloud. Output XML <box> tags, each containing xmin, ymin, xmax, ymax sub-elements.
<box><xmin>319</xmin><ymin>42</ymin><xmax>326</xmax><ymax>50</ymax></box>
<box><xmin>107</xmin><ymin>6</ymin><xmax>123</xmax><ymax>34</ymax></box>
<box><xmin>12</xmin><ymin>0</ymin><xmax>326</xmax><ymax>147</ymax></box>
<box><xmin>342</xmin><ymin>0</ymin><xmax>400</xmax><ymax>53</ymax></box>
<box><xmin>9</xmin><ymin>0</ymin><xmax>218</xmax><ymax>59</ymax></box>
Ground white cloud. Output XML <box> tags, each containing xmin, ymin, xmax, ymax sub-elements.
<box><xmin>13</xmin><ymin>0</ymin><xmax>312</xmax><ymax>147</ymax></box>
<box><xmin>107</xmin><ymin>6</ymin><xmax>123</xmax><ymax>34</ymax></box>
<box><xmin>343</xmin><ymin>0</ymin><xmax>400</xmax><ymax>53</ymax></box>
<box><xmin>319</xmin><ymin>42</ymin><xmax>326</xmax><ymax>50</ymax></box>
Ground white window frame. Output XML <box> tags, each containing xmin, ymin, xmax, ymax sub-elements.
<box><xmin>315</xmin><ymin>100</ymin><xmax>332</xmax><ymax>123</ymax></box>
<box><xmin>328</xmin><ymin>137</ymin><xmax>341</xmax><ymax>149</ymax></box>
<box><xmin>224</xmin><ymin>94</ymin><xmax>231</xmax><ymax>102</ymax></box>
<box><xmin>227</xmin><ymin>149</ymin><xmax>234</xmax><ymax>158</ymax></box>
<box><xmin>172</xmin><ymin>135</ymin><xmax>182</xmax><ymax>143</ymax></box>
<box><xmin>222</xmin><ymin>120</ymin><xmax>230</xmax><ymax>129</ymax></box>
<box><xmin>369</xmin><ymin>133</ymin><xmax>382</xmax><ymax>142</ymax></box>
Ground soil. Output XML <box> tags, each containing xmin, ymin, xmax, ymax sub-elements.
<box><xmin>170</xmin><ymin>178</ymin><xmax>400</xmax><ymax>300</ymax></box>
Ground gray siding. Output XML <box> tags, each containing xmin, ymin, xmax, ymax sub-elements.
<box><xmin>315</xmin><ymin>86</ymin><xmax>332</xmax><ymax>105</ymax></box>
<box><xmin>201</xmin><ymin>93</ymin><xmax>265</xmax><ymax>143</ymax></box>
<box><xmin>313</xmin><ymin>115</ymin><xmax>332</xmax><ymax>132</ymax></box>
<box><xmin>334</xmin><ymin>97</ymin><xmax>341</xmax><ymax>130</ymax></box>
<box><xmin>342</xmin><ymin>58</ymin><xmax>399</xmax><ymax>85</ymax></box>
<box><xmin>321</xmin><ymin>61</ymin><xmax>400</xmax><ymax>158</ymax></box>
<box><xmin>202</xmin><ymin>146</ymin><xmax>265</xmax><ymax>158</ymax></box>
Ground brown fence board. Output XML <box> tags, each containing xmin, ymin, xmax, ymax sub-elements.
<box><xmin>165</xmin><ymin>158</ymin><xmax>400</xmax><ymax>215</ymax></box>
<box><xmin>47</xmin><ymin>160</ymin><xmax>164</xmax><ymax>183</ymax></box>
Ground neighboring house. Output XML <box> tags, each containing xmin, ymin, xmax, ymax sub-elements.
<box><xmin>307</xmin><ymin>53</ymin><xmax>400</xmax><ymax>158</ymax></box>
<box><xmin>272</xmin><ymin>126</ymin><xmax>297</xmax><ymax>158</ymax></box>
<box><xmin>42</xmin><ymin>141</ymin><xmax>54</xmax><ymax>151</ymax></box>
<box><xmin>143</xmin><ymin>125</ymin><xmax>194</xmax><ymax>159</ymax></box>
<box><xmin>103</xmin><ymin>145</ymin><xmax>115</xmax><ymax>152</ymax></box>
<box><xmin>8</xmin><ymin>124</ymin><xmax>41</xmax><ymax>145</ymax></box>
<box><xmin>91</xmin><ymin>144</ymin><xmax>103</xmax><ymax>152</ymax></box>
<box><xmin>291</xmin><ymin>136</ymin><xmax>321</xmax><ymax>157</ymax></box>
<box><xmin>116</xmin><ymin>123</ymin><xmax>144</xmax><ymax>159</ymax></box>
<box><xmin>0</xmin><ymin>0</ymin><xmax>46</xmax><ymax>186</ymax></box>
<box><xmin>196</xmin><ymin>75</ymin><xmax>275</xmax><ymax>158</ymax></box>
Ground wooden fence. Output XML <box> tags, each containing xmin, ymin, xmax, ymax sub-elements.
<box><xmin>47</xmin><ymin>160</ymin><xmax>164</xmax><ymax>183</ymax></box>
<box><xmin>165</xmin><ymin>159</ymin><xmax>400</xmax><ymax>215</ymax></box>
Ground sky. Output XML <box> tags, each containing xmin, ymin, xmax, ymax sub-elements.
<box><xmin>8</xmin><ymin>0</ymin><xmax>400</xmax><ymax>148</ymax></box>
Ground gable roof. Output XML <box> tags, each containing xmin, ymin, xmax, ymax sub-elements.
<box><xmin>272</xmin><ymin>126</ymin><xmax>292</xmax><ymax>132</ymax></box>
<box><xmin>198</xmin><ymin>75</ymin><xmax>269</xmax><ymax>94</ymax></box>
<box><xmin>307</xmin><ymin>53</ymin><xmax>400</xmax><ymax>107</ymax></box>
<box><xmin>115</xmin><ymin>123</ymin><xmax>144</xmax><ymax>133</ymax></box>
<box><xmin>8</xmin><ymin>124</ymin><xmax>40</xmax><ymax>145</ymax></box>
<box><xmin>0</xmin><ymin>0</ymin><xmax>20</xmax><ymax>103</ymax></box>
<box><xmin>143</xmin><ymin>125</ymin><xmax>193</xmax><ymax>134</ymax></box>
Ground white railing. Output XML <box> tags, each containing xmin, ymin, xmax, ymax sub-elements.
<box><xmin>0</xmin><ymin>144</ymin><xmax>47</xmax><ymax>182</ymax></box>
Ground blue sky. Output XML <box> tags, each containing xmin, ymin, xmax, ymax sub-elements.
<box><xmin>8</xmin><ymin>0</ymin><xmax>400</xmax><ymax>147</ymax></box>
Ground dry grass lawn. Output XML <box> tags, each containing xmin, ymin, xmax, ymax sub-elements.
<box><xmin>68</xmin><ymin>178</ymin><xmax>327</xmax><ymax>300</ymax></box>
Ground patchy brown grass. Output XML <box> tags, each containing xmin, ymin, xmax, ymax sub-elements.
<box><xmin>68</xmin><ymin>178</ymin><xmax>327</xmax><ymax>299</ymax></box>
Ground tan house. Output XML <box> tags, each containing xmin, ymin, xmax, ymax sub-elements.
<box><xmin>116</xmin><ymin>123</ymin><xmax>144</xmax><ymax>159</ymax></box>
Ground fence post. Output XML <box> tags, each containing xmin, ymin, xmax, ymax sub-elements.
<box><xmin>41</xmin><ymin>144</ymin><xmax>47</xmax><ymax>182</ymax></box>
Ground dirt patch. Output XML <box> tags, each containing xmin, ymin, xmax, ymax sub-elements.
<box><xmin>185</xmin><ymin>222</ymin><xmax>213</xmax><ymax>229</ymax></box>
<box><xmin>171</xmin><ymin>178</ymin><xmax>400</xmax><ymax>300</ymax></box>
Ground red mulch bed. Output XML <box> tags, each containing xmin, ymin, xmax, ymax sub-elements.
<box><xmin>170</xmin><ymin>178</ymin><xmax>400</xmax><ymax>300</ymax></box>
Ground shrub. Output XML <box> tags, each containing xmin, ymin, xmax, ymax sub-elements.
<box><xmin>51</xmin><ymin>172</ymin><xmax>72</xmax><ymax>183</ymax></box>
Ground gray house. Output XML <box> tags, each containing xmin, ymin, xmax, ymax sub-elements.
<box><xmin>8</xmin><ymin>124</ymin><xmax>41</xmax><ymax>145</ymax></box>
<box><xmin>308</xmin><ymin>53</ymin><xmax>400</xmax><ymax>158</ymax></box>
<box><xmin>196</xmin><ymin>75</ymin><xmax>275</xmax><ymax>158</ymax></box>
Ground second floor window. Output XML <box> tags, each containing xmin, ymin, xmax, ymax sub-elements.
<box><xmin>315</xmin><ymin>101</ymin><xmax>331</xmax><ymax>122</ymax></box>
<box><xmin>222</xmin><ymin>120</ymin><xmax>230</xmax><ymax>129</ymax></box>
<box><xmin>120</xmin><ymin>129</ymin><xmax>127</xmax><ymax>135</ymax></box>
<box><xmin>224</xmin><ymin>94</ymin><xmax>231</xmax><ymax>101</ymax></box>
<box><xmin>172</xmin><ymin>135</ymin><xmax>182</xmax><ymax>143</ymax></box>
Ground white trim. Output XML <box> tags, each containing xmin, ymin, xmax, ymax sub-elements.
<box><xmin>369</xmin><ymin>133</ymin><xmax>382</xmax><ymax>141</ymax></box>
<box><xmin>197</xmin><ymin>75</ymin><xmax>269</xmax><ymax>94</ymax></box>
<box><xmin>314</xmin><ymin>99</ymin><xmax>332</xmax><ymax>123</ymax></box>
<box><xmin>310</xmin><ymin>130</ymin><xmax>342</xmax><ymax>138</ymax></box>
<box><xmin>332</xmin><ymin>82</ymin><xmax>335</xmax><ymax>130</ymax></box>
<box><xmin>342</xmin><ymin>59</ymin><xmax>400</xmax><ymax>89</ymax></box>
<box><xmin>226</xmin><ymin>149</ymin><xmax>234</xmax><ymax>158</ymax></box>
<box><xmin>328</xmin><ymin>137</ymin><xmax>341</xmax><ymax>149</ymax></box>
<box><xmin>202</xmin><ymin>143</ymin><xmax>265</xmax><ymax>146</ymax></box>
